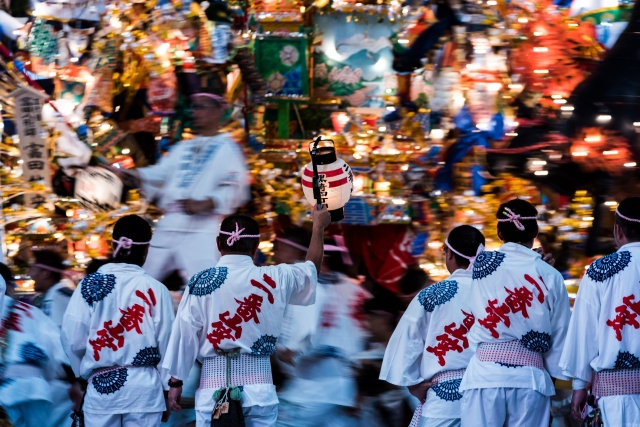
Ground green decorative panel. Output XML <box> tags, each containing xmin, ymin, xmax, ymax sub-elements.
<box><xmin>255</xmin><ymin>36</ymin><xmax>309</xmax><ymax>97</ymax></box>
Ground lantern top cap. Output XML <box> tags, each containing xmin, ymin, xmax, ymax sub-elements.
<box><xmin>309</xmin><ymin>138</ymin><xmax>337</xmax><ymax>165</ymax></box>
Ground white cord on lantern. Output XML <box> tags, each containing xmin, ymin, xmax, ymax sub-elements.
<box><xmin>445</xmin><ymin>239</ymin><xmax>485</xmax><ymax>271</ymax></box>
<box><xmin>497</xmin><ymin>207</ymin><xmax>537</xmax><ymax>231</ymax></box>
<box><xmin>112</xmin><ymin>236</ymin><xmax>151</xmax><ymax>257</ymax></box>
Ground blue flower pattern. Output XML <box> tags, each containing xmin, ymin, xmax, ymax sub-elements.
<box><xmin>281</xmin><ymin>66</ymin><xmax>303</xmax><ymax>96</ymax></box>
<box><xmin>250</xmin><ymin>335</ymin><xmax>278</xmax><ymax>356</ymax></box>
<box><xmin>92</xmin><ymin>368</ymin><xmax>128</xmax><ymax>395</ymax></box>
<box><xmin>472</xmin><ymin>251</ymin><xmax>506</xmax><ymax>280</ymax></box>
<box><xmin>20</xmin><ymin>343</ymin><xmax>47</xmax><ymax>368</ymax></box>
<box><xmin>615</xmin><ymin>351</ymin><xmax>640</xmax><ymax>369</ymax></box>
<box><xmin>188</xmin><ymin>267</ymin><xmax>228</xmax><ymax>296</ymax></box>
<box><xmin>81</xmin><ymin>273</ymin><xmax>116</xmax><ymax>307</ymax></box>
<box><xmin>520</xmin><ymin>330</ymin><xmax>552</xmax><ymax>353</ymax></box>
<box><xmin>132</xmin><ymin>347</ymin><xmax>161</xmax><ymax>366</ymax></box>
<box><xmin>586</xmin><ymin>251</ymin><xmax>632</xmax><ymax>282</ymax></box>
<box><xmin>418</xmin><ymin>280</ymin><xmax>458</xmax><ymax>312</ymax></box>
<box><xmin>432</xmin><ymin>378</ymin><xmax>463</xmax><ymax>401</ymax></box>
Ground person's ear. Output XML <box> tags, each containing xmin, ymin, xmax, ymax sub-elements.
<box><xmin>216</xmin><ymin>236</ymin><xmax>222</xmax><ymax>253</ymax></box>
<box><xmin>251</xmin><ymin>241</ymin><xmax>260</xmax><ymax>258</ymax></box>
<box><xmin>497</xmin><ymin>230</ymin><xmax>504</xmax><ymax>242</ymax></box>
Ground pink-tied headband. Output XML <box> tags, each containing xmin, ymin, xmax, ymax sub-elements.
<box><xmin>445</xmin><ymin>240</ymin><xmax>485</xmax><ymax>271</ymax></box>
<box><xmin>191</xmin><ymin>92</ymin><xmax>229</xmax><ymax>108</ymax></box>
<box><xmin>275</xmin><ymin>236</ymin><xmax>353</xmax><ymax>265</ymax></box>
<box><xmin>112</xmin><ymin>237</ymin><xmax>151</xmax><ymax>257</ymax></box>
<box><xmin>616</xmin><ymin>208</ymin><xmax>640</xmax><ymax>223</ymax></box>
<box><xmin>219</xmin><ymin>223</ymin><xmax>260</xmax><ymax>246</ymax></box>
<box><xmin>497</xmin><ymin>207</ymin><xmax>538</xmax><ymax>231</ymax></box>
<box><xmin>34</xmin><ymin>263</ymin><xmax>70</xmax><ymax>277</ymax></box>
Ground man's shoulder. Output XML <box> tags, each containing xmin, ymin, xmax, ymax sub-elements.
<box><xmin>186</xmin><ymin>266</ymin><xmax>230</xmax><ymax>297</ymax></box>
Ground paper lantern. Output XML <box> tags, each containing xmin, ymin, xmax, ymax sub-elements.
<box><xmin>74</xmin><ymin>167</ymin><xmax>123</xmax><ymax>212</ymax></box>
<box><xmin>302</xmin><ymin>139</ymin><xmax>353</xmax><ymax>222</ymax></box>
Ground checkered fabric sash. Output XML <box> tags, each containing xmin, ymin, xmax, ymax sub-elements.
<box><xmin>408</xmin><ymin>368</ymin><xmax>467</xmax><ymax>427</ymax></box>
<box><xmin>200</xmin><ymin>354</ymin><xmax>272</xmax><ymax>390</ymax></box>
<box><xmin>593</xmin><ymin>368</ymin><xmax>640</xmax><ymax>397</ymax></box>
<box><xmin>476</xmin><ymin>340</ymin><xmax>545</xmax><ymax>370</ymax></box>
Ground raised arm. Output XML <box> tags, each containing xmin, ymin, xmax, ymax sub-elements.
<box><xmin>306</xmin><ymin>205</ymin><xmax>331</xmax><ymax>273</ymax></box>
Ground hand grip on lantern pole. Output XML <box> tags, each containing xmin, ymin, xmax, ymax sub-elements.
<box><xmin>310</xmin><ymin>136</ymin><xmax>324</xmax><ymax>208</ymax></box>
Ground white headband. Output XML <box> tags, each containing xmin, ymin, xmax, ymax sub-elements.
<box><xmin>275</xmin><ymin>236</ymin><xmax>353</xmax><ymax>265</ymax></box>
<box><xmin>497</xmin><ymin>207</ymin><xmax>537</xmax><ymax>231</ymax></box>
<box><xmin>219</xmin><ymin>223</ymin><xmax>260</xmax><ymax>247</ymax></box>
<box><xmin>445</xmin><ymin>239</ymin><xmax>485</xmax><ymax>271</ymax></box>
<box><xmin>616</xmin><ymin>208</ymin><xmax>640</xmax><ymax>223</ymax></box>
<box><xmin>112</xmin><ymin>237</ymin><xmax>151</xmax><ymax>257</ymax></box>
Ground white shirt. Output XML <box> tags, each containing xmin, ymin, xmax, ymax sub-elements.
<box><xmin>138</xmin><ymin>134</ymin><xmax>250</xmax><ymax>233</ymax></box>
<box><xmin>42</xmin><ymin>278</ymin><xmax>75</xmax><ymax>328</ymax></box>
<box><xmin>0</xmin><ymin>297</ymin><xmax>69</xmax><ymax>407</ymax></box>
<box><xmin>560</xmin><ymin>242</ymin><xmax>640</xmax><ymax>383</ymax></box>
<box><xmin>163</xmin><ymin>255</ymin><xmax>317</xmax><ymax>410</ymax></box>
<box><xmin>61</xmin><ymin>263</ymin><xmax>175</xmax><ymax>414</ymax></box>
<box><xmin>460</xmin><ymin>243</ymin><xmax>571</xmax><ymax>397</ymax></box>
<box><xmin>380</xmin><ymin>269</ymin><xmax>475</xmax><ymax>419</ymax></box>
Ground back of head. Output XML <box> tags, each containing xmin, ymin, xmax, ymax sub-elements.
<box><xmin>616</xmin><ymin>197</ymin><xmax>640</xmax><ymax>242</ymax></box>
<box><xmin>33</xmin><ymin>250</ymin><xmax>65</xmax><ymax>282</ymax></box>
<box><xmin>274</xmin><ymin>226</ymin><xmax>310</xmax><ymax>263</ymax></box>
<box><xmin>497</xmin><ymin>199</ymin><xmax>539</xmax><ymax>244</ymax></box>
<box><xmin>447</xmin><ymin>225</ymin><xmax>486</xmax><ymax>269</ymax></box>
<box><xmin>218</xmin><ymin>215</ymin><xmax>260</xmax><ymax>255</ymax></box>
<box><xmin>85</xmin><ymin>258</ymin><xmax>111</xmax><ymax>275</ymax></box>
<box><xmin>323</xmin><ymin>237</ymin><xmax>350</xmax><ymax>275</ymax></box>
<box><xmin>112</xmin><ymin>215</ymin><xmax>152</xmax><ymax>266</ymax></box>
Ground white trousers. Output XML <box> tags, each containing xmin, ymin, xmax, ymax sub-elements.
<box><xmin>143</xmin><ymin>231</ymin><xmax>220</xmax><ymax>282</ymax></box>
<box><xmin>600</xmin><ymin>395</ymin><xmax>640</xmax><ymax>426</ymax></box>
<box><xmin>460</xmin><ymin>388</ymin><xmax>550</xmax><ymax>427</ymax></box>
<box><xmin>83</xmin><ymin>411</ymin><xmax>163</xmax><ymax>427</ymax></box>
<box><xmin>5</xmin><ymin>400</ymin><xmax>53</xmax><ymax>427</ymax></box>
<box><xmin>196</xmin><ymin>405</ymin><xmax>278</xmax><ymax>427</ymax></box>
<box><xmin>419</xmin><ymin>418</ymin><xmax>460</xmax><ymax>427</ymax></box>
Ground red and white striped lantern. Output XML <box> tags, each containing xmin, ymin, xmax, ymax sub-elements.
<box><xmin>301</xmin><ymin>146</ymin><xmax>353</xmax><ymax>222</ymax></box>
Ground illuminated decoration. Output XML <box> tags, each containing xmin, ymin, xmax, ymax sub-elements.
<box><xmin>301</xmin><ymin>138</ymin><xmax>353</xmax><ymax>222</ymax></box>
<box><xmin>74</xmin><ymin>167</ymin><xmax>123</xmax><ymax>212</ymax></box>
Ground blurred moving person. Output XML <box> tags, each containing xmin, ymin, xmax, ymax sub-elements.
<box><xmin>29</xmin><ymin>250</ymin><xmax>74</xmax><ymax>328</ymax></box>
<box><xmin>62</xmin><ymin>215</ymin><xmax>175</xmax><ymax>427</ymax></box>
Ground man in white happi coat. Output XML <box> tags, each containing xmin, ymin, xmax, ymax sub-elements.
<box><xmin>29</xmin><ymin>249</ymin><xmax>75</xmax><ymax>328</ymax></box>
<box><xmin>164</xmin><ymin>206</ymin><xmax>332</xmax><ymax>427</ymax></box>
<box><xmin>380</xmin><ymin>225</ymin><xmax>485</xmax><ymax>427</ymax></box>
<box><xmin>113</xmin><ymin>91</ymin><xmax>250</xmax><ymax>282</ymax></box>
<box><xmin>61</xmin><ymin>215</ymin><xmax>175</xmax><ymax>427</ymax></box>
<box><xmin>560</xmin><ymin>196</ymin><xmax>640</xmax><ymax>425</ymax></box>
<box><xmin>459</xmin><ymin>199</ymin><xmax>571</xmax><ymax>427</ymax></box>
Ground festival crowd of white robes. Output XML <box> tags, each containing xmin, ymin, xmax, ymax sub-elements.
<box><xmin>460</xmin><ymin>243</ymin><xmax>571</xmax><ymax>427</ymax></box>
<box><xmin>41</xmin><ymin>278</ymin><xmax>75</xmax><ymax>328</ymax></box>
<box><xmin>163</xmin><ymin>255</ymin><xmax>317</xmax><ymax>426</ymax></box>
<box><xmin>560</xmin><ymin>242</ymin><xmax>640</xmax><ymax>425</ymax></box>
<box><xmin>277</xmin><ymin>272</ymin><xmax>370</xmax><ymax>427</ymax></box>
<box><xmin>138</xmin><ymin>134</ymin><xmax>250</xmax><ymax>281</ymax></box>
<box><xmin>61</xmin><ymin>263</ymin><xmax>175</xmax><ymax>423</ymax></box>
<box><xmin>380</xmin><ymin>268</ymin><xmax>475</xmax><ymax>427</ymax></box>
<box><xmin>0</xmin><ymin>296</ymin><xmax>70</xmax><ymax>427</ymax></box>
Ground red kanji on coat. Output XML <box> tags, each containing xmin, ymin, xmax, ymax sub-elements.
<box><xmin>524</xmin><ymin>274</ymin><xmax>547</xmax><ymax>303</ymax></box>
<box><xmin>427</xmin><ymin>331</ymin><xmax>464</xmax><ymax>366</ymax></box>
<box><xmin>103</xmin><ymin>320</ymin><xmax>125</xmax><ymax>348</ymax></box>
<box><xmin>504</xmin><ymin>286</ymin><xmax>534</xmax><ymax>319</ymax></box>
<box><xmin>89</xmin><ymin>328</ymin><xmax>119</xmax><ymax>361</ymax></box>
<box><xmin>235</xmin><ymin>294</ymin><xmax>263</xmax><ymax>324</ymax></box>
<box><xmin>119</xmin><ymin>304</ymin><xmax>146</xmax><ymax>334</ymax></box>
<box><xmin>135</xmin><ymin>289</ymin><xmax>157</xmax><ymax>316</ymax></box>
<box><xmin>607</xmin><ymin>298</ymin><xmax>640</xmax><ymax>341</ymax></box>
<box><xmin>479</xmin><ymin>299</ymin><xmax>511</xmax><ymax>338</ymax></box>
<box><xmin>320</xmin><ymin>307</ymin><xmax>338</xmax><ymax>329</ymax></box>
<box><xmin>207</xmin><ymin>310</ymin><xmax>244</xmax><ymax>349</ymax></box>
<box><xmin>250</xmin><ymin>276</ymin><xmax>275</xmax><ymax>304</ymax></box>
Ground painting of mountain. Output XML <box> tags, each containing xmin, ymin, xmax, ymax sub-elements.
<box><xmin>313</xmin><ymin>12</ymin><xmax>398</xmax><ymax>107</ymax></box>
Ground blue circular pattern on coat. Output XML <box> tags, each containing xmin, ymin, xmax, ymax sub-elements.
<box><xmin>615</xmin><ymin>351</ymin><xmax>640</xmax><ymax>369</ymax></box>
<box><xmin>132</xmin><ymin>347</ymin><xmax>161</xmax><ymax>366</ymax></box>
<box><xmin>520</xmin><ymin>330</ymin><xmax>552</xmax><ymax>353</ymax></box>
<box><xmin>417</xmin><ymin>280</ymin><xmax>458</xmax><ymax>312</ymax></box>
<box><xmin>92</xmin><ymin>368</ymin><xmax>128</xmax><ymax>395</ymax></box>
<box><xmin>431</xmin><ymin>378</ymin><xmax>463</xmax><ymax>402</ymax></box>
<box><xmin>20</xmin><ymin>343</ymin><xmax>47</xmax><ymax>368</ymax></box>
<box><xmin>472</xmin><ymin>251</ymin><xmax>506</xmax><ymax>280</ymax></box>
<box><xmin>188</xmin><ymin>267</ymin><xmax>228</xmax><ymax>296</ymax></box>
<box><xmin>250</xmin><ymin>335</ymin><xmax>278</xmax><ymax>356</ymax></box>
<box><xmin>586</xmin><ymin>251</ymin><xmax>632</xmax><ymax>283</ymax></box>
<box><xmin>81</xmin><ymin>273</ymin><xmax>116</xmax><ymax>307</ymax></box>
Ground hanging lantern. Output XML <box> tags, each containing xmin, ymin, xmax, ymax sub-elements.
<box><xmin>74</xmin><ymin>167</ymin><xmax>123</xmax><ymax>212</ymax></box>
<box><xmin>302</xmin><ymin>138</ymin><xmax>353</xmax><ymax>222</ymax></box>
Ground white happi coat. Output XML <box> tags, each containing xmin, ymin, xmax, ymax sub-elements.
<box><xmin>380</xmin><ymin>268</ymin><xmax>475</xmax><ymax>420</ymax></box>
<box><xmin>460</xmin><ymin>243</ymin><xmax>571</xmax><ymax>396</ymax></box>
<box><xmin>163</xmin><ymin>255</ymin><xmax>317</xmax><ymax>412</ymax></box>
<box><xmin>279</xmin><ymin>273</ymin><xmax>370</xmax><ymax>407</ymax></box>
<box><xmin>0</xmin><ymin>297</ymin><xmax>69</xmax><ymax>408</ymax></box>
<box><xmin>138</xmin><ymin>134</ymin><xmax>250</xmax><ymax>234</ymax></box>
<box><xmin>560</xmin><ymin>242</ymin><xmax>640</xmax><ymax>382</ymax></box>
<box><xmin>42</xmin><ymin>278</ymin><xmax>75</xmax><ymax>328</ymax></box>
<box><xmin>61</xmin><ymin>263</ymin><xmax>175</xmax><ymax>415</ymax></box>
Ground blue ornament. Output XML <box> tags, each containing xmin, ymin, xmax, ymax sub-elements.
<box><xmin>586</xmin><ymin>251</ymin><xmax>632</xmax><ymax>283</ymax></box>
<box><xmin>472</xmin><ymin>251</ymin><xmax>506</xmax><ymax>280</ymax></box>
<box><xmin>417</xmin><ymin>280</ymin><xmax>458</xmax><ymax>312</ymax></box>
<box><xmin>92</xmin><ymin>368</ymin><xmax>128</xmax><ymax>395</ymax></box>
<box><xmin>250</xmin><ymin>335</ymin><xmax>278</xmax><ymax>356</ymax></box>
<box><xmin>520</xmin><ymin>330</ymin><xmax>552</xmax><ymax>353</ymax></box>
<box><xmin>132</xmin><ymin>347</ymin><xmax>161</xmax><ymax>366</ymax></box>
<box><xmin>20</xmin><ymin>343</ymin><xmax>47</xmax><ymax>368</ymax></box>
<box><xmin>188</xmin><ymin>267</ymin><xmax>228</xmax><ymax>296</ymax></box>
<box><xmin>431</xmin><ymin>378</ymin><xmax>463</xmax><ymax>401</ymax></box>
<box><xmin>81</xmin><ymin>273</ymin><xmax>117</xmax><ymax>307</ymax></box>
<box><xmin>615</xmin><ymin>351</ymin><xmax>640</xmax><ymax>369</ymax></box>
